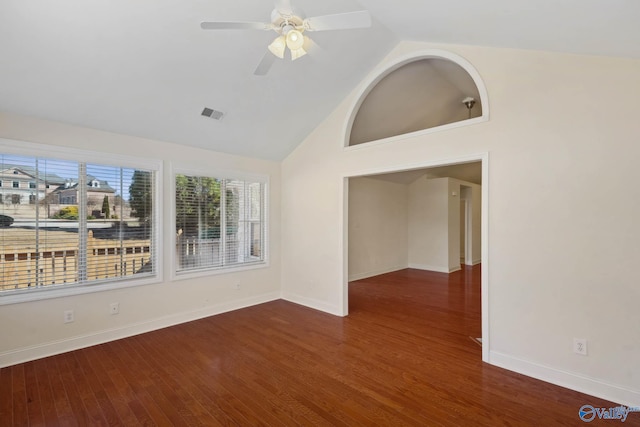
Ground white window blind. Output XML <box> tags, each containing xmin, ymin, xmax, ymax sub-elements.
<box><xmin>0</xmin><ymin>153</ymin><xmax>157</xmax><ymax>295</ymax></box>
<box><xmin>175</xmin><ymin>174</ymin><xmax>266</xmax><ymax>274</ymax></box>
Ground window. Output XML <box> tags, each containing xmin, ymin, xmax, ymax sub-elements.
<box><xmin>174</xmin><ymin>172</ymin><xmax>267</xmax><ymax>275</ymax></box>
<box><xmin>0</xmin><ymin>148</ymin><xmax>160</xmax><ymax>301</ymax></box>
<box><xmin>29</xmin><ymin>181</ymin><xmax>36</xmax><ymax>189</ymax></box>
<box><xmin>12</xmin><ymin>181</ymin><xmax>19</xmax><ymax>188</ymax></box>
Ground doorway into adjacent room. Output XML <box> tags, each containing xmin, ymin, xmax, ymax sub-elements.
<box><xmin>344</xmin><ymin>158</ymin><xmax>486</xmax><ymax>359</ymax></box>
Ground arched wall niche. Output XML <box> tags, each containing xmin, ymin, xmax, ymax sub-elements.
<box><xmin>344</xmin><ymin>50</ymin><xmax>489</xmax><ymax>148</ymax></box>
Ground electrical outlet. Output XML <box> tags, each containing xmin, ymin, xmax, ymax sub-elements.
<box><xmin>110</xmin><ymin>302</ymin><xmax>120</xmax><ymax>315</ymax></box>
<box><xmin>63</xmin><ymin>310</ymin><xmax>74</xmax><ymax>323</ymax></box>
<box><xmin>573</xmin><ymin>338</ymin><xmax>588</xmax><ymax>356</ymax></box>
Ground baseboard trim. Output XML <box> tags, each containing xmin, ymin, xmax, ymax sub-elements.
<box><xmin>409</xmin><ymin>263</ymin><xmax>459</xmax><ymax>274</ymax></box>
<box><xmin>281</xmin><ymin>292</ymin><xmax>343</xmax><ymax>317</ymax></box>
<box><xmin>0</xmin><ymin>292</ymin><xmax>281</xmax><ymax>368</ymax></box>
<box><xmin>348</xmin><ymin>266</ymin><xmax>407</xmax><ymax>282</ymax></box>
<box><xmin>489</xmin><ymin>350</ymin><xmax>640</xmax><ymax>407</ymax></box>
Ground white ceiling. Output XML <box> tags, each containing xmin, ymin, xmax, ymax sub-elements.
<box><xmin>1</xmin><ymin>0</ymin><xmax>638</xmax><ymax>161</ymax></box>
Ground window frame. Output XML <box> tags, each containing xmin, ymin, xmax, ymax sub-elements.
<box><xmin>170</xmin><ymin>164</ymin><xmax>269</xmax><ymax>281</ymax></box>
<box><xmin>0</xmin><ymin>138</ymin><xmax>163</xmax><ymax>305</ymax></box>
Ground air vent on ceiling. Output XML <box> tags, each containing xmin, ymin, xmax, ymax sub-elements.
<box><xmin>201</xmin><ymin>107</ymin><xmax>225</xmax><ymax>120</ymax></box>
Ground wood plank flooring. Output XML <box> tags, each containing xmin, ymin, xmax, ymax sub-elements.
<box><xmin>1</xmin><ymin>266</ymin><xmax>633</xmax><ymax>426</ymax></box>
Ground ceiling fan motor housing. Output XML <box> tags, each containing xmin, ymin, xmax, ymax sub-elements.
<box><xmin>271</xmin><ymin>9</ymin><xmax>304</xmax><ymax>33</ymax></box>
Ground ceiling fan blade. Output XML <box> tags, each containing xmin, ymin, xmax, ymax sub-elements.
<box><xmin>200</xmin><ymin>21</ymin><xmax>271</xmax><ymax>30</ymax></box>
<box><xmin>304</xmin><ymin>10</ymin><xmax>372</xmax><ymax>32</ymax></box>
<box><xmin>303</xmin><ymin>36</ymin><xmax>322</xmax><ymax>56</ymax></box>
<box><xmin>254</xmin><ymin>52</ymin><xmax>277</xmax><ymax>76</ymax></box>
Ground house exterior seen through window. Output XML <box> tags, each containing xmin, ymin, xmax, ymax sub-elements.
<box><xmin>0</xmin><ymin>152</ymin><xmax>159</xmax><ymax>297</ymax></box>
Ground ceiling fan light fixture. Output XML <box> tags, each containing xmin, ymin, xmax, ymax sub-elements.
<box><xmin>285</xmin><ymin>29</ymin><xmax>305</xmax><ymax>50</ymax></box>
<box><xmin>268</xmin><ymin>35</ymin><xmax>286</xmax><ymax>58</ymax></box>
<box><xmin>290</xmin><ymin>46</ymin><xmax>307</xmax><ymax>61</ymax></box>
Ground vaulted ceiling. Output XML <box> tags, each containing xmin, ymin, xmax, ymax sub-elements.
<box><xmin>1</xmin><ymin>0</ymin><xmax>638</xmax><ymax>160</ymax></box>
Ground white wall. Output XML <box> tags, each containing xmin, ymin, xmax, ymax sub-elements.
<box><xmin>447</xmin><ymin>178</ymin><xmax>461</xmax><ymax>272</ymax></box>
<box><xmin>348</xmin><ymin>177</ymin><xmax>408</xmax><ymax>281</ymax></box>
<box><xmin>349</xmin><ymin>175</ymin><xmax>479</xmax><ymax>278</ymax></box>
<box><xmin>469</xmin><ymin>183</ymin><xmax>481</xmax><ymax>264</ymax></box>
<box><xmin>460</xmin><ymin>186</ymin><xmax>470</xmax><ymax>261</ymax></box>
<box><xmin>407</xmin><ymin>176</ymin><xmax>479</xmax><ymax>272</ymax></box>
<box><xmin>0</xmin><ymin>111</ymin><xmax>281</xmax><ymax>367</ymax></box>
<box><xmin>408</xmin><ymin>177</ymin><xmax>450</xmax><ymax>272</ymax></box>
<box><xmin>281</xmin><ymin>42</ymin><xmax>640</xmax><ymax>405</ymax></box>
<box><xmin>455</xmin><ymin>179</ymin><xmax>481</xmax><ymax>266</ymax></box>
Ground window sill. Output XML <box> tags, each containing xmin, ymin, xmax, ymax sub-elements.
<box><xmin>172</xmin><ymin>260</ymin><xmax>269</xmax><ymax>282</ymax></box>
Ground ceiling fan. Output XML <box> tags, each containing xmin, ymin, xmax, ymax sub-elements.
<box><xmin>200</xmin><ymin>0</ymin><xmax>372</xmax><ymax>75</ymax></box>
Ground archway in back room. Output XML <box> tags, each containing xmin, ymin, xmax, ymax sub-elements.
<box><xmin>341</xmin><ymin>50</ymin><xmax>490</xmax><ymax>361</ymax></box>
<box><xmin>344</xmin><ymin>50</ymin><xmax>489</xmax><ymax>148</ymax></box>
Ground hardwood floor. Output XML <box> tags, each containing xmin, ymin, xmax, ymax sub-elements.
<box><xmin>1</xmin><ymin>266</ymin><xmax>631</xmax><ymax>426</ymax></box>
